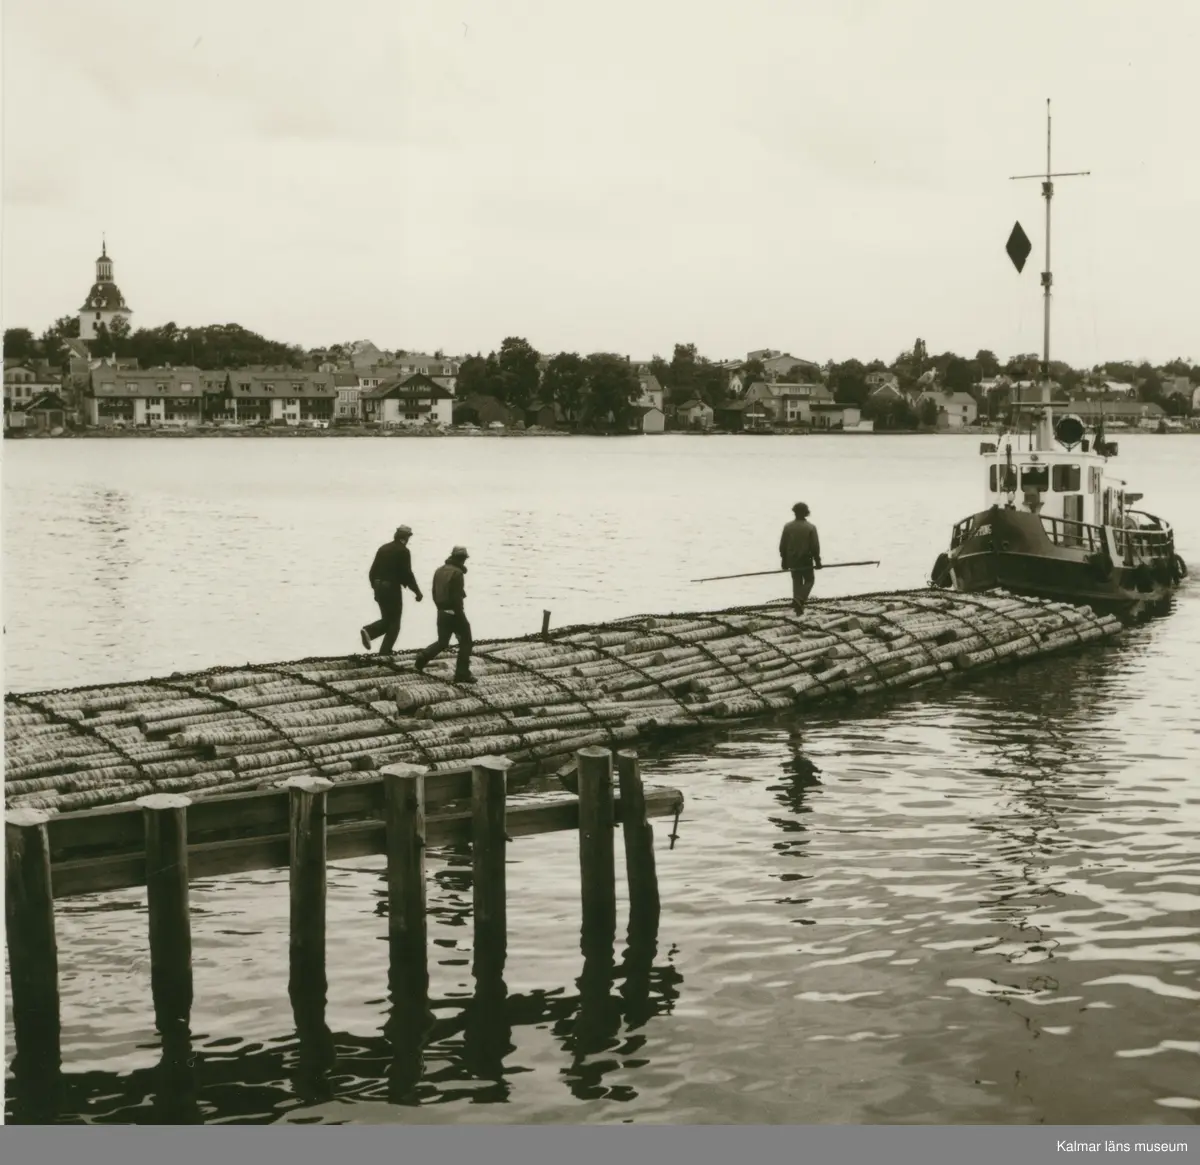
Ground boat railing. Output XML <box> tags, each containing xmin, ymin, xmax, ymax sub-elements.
<box><xmin>1039</xmin><ymin>515</ymin><xmax>1106</xmax><ymax>552</ymax></box>
<box><xmin>1113</xmin><ymin>513</ymin><xmax>1173</xmax><ymax>562</ymax></box>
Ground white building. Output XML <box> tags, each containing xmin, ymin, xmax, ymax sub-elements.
<box><xmin>362</xmin><ymin>374</ymin><xmax>454</xmax><ymax>427</ymax></box>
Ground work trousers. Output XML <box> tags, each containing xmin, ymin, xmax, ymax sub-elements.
<box><xmin>791</xmin><ymin>566</ymin><xmax>815</xmax><ymax>612</ymax></box>
<box><xmin>365</xmin><ymin>586</ymin><xmax>403</xmax><ymax>654</ymax></box>
<box><xmin>416</xmin><ymin>609</ymin><xmax>473</xmax><ymax>678</ymax></box>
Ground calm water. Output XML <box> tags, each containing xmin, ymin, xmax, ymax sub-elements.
<box><xmin>4</xmin><ymin>433</ymin><xmax>1199</xmax><ymax>1125</ymax></box>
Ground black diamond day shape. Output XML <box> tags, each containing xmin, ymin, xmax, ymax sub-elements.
<box><xmin>1006</xmin><ymin>222</ymin><xmax>1032</xmax><ymax>273</ymax></box>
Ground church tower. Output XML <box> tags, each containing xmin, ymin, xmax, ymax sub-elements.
<box><xmin>78</xmin><ymin>240</ymin><xmax>132</xmax><ymax>341</ymax></box>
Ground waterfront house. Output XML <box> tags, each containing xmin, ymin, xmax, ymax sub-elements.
<box><xmin>524</xmin><ymin>399</ymin><xmax>562</xmax><ymax>429</ymax></box>
<box><xmin>809</xmin><ymin>403</ymin><xmax>863</xmax><ymax>430</ymax></box>
<box><xmin>362</xmin><ymin>373</ymin><xmax>454</xmax><ymax>428</ymax></box>
<box><xmin>208</xmin><ymin>370</ymin><xmax>335</xmax><ymax>426</ymax></box>
<box><xmin>914</xmin><ymin>390</ymin><xmax>978</xmax><ymax>428</ymax></box>
<box><xmin>4</xmin><ymin>361</ymin><xmax>62</xmax><ymax>411</ymax></box>
<box><xmin>87</xmin><ymin>365</ymin><xmax>207</xmax><ymax>427</ymax></box>
<box><xmin>88</xmin><ymin>367</ymin><xmax>336</xmax><ymax>427</ymax></box>
<box><xmin>636</xmin><ymin>374</ymin><xmax>665</xmax><ymax>412</ymax></box>
<box><xmin>636</xmin><ymin>405</ymin><xmax>666</xmax><ymax>434</ymax></box>
<box><xmin>676</xmin><ymin>398</ymin><xmax>714</xmax><ymax>430</ymax></box>
<box><xmin>16</xmin><ymin>392</ymin><xmax>70</xmax><ymax>434</ymax></box>
<box><xmin>743</xmin><ymin>381</ymin><xmax>833</xmax><ymax>426</ymax></box>
<box><xmin>714</xmin><ymin>400</ymin><xmax>747</xmax><ymax>431</ymax></box>
<box><xmin>453</xmin><ymin>394</ymin><xmax>511</xmax><ymax>428</ymax></box>
<box><xmin>334</xmin><ymin>371</ymin><xmax>363</xmax><ymax>420</ymax></box>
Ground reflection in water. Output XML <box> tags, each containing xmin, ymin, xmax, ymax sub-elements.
<box><xmin>154</xmin><ymin>1029</ymin><xmax>201</xmax><ymax>1125</ymax></box>
<box><xmin>87</xmin><ymin>488</ymin><xmax>134</xmax><ymax>619</ymax></box>
<box><xmin>289</xmin><ymin>978</ymin><xmax>336</xmax><ymax>1108</ymax></box>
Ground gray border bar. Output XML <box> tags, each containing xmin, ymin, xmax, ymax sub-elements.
<box><xmin>0</xmin><ymin>1125</ymin><xmax>1196</xmax><ymax>1163</ymax></box>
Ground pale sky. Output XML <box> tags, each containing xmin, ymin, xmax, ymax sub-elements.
<box><xmin>3</xmin><ymin>1</ymin><xmax>1197</xmax><ymax>367</ymax></box>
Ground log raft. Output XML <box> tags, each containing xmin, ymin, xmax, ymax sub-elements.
<box><xmin>4</xmin><ymin>589</ymin><xmax>1125</xmax><ymax>812</ymax></box>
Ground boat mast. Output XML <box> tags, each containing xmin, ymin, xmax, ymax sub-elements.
<box><xmin>1010</xmin><ymin>100</ymin><xmax>1089</xmax><ymax>441</ymax></box>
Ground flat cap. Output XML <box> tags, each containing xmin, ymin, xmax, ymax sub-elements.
<box><xmin>451</xmin><ymin>545</ymin><xmax>469</xmax><ymax>558</ymax></box>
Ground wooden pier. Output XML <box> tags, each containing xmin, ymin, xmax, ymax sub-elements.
<box><xmin>3</xmin><ymin>746</ymin><xmax>681</xmax><ymax>1122</ymax></box>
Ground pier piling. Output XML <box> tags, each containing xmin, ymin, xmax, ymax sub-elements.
<box><xmin>137</xmin><ymin>793</ymin><xmax>194</xmax><ymax>1038</ymax></box>
<box><xmin>284</xmin><ymin>776</ymin><xmax>333</xmax><ymax>1002</ymax></box>
<box><xmin>616</xmin><ymin>749</ymin><xmax>661</xmax><ymax>931</ymax></box>
<box><xmin>576</xmin><ymin>746</ymin><xmax>617</xmax><ymax>946</ymax></box>
<box><xmin>4</xmin><ymin>807</ymin><xmax>62</xmax><ymax>1117</ymax></box>
<box><xmin>541</xmin><ymin>609</ymin><xmax>552</xmax><ymax>640</ymax></box>
<box><xmin>383</xmin><ymin>762</ymin><xmax>430</xmax><ymax>992</ymax></box>
<box><xmin>471</xmin><ymin>757</ymin><xmax>510</xmax><ymax>979</ymax></box>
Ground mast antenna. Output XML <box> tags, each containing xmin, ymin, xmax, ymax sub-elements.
<box><xmin>1010</xmin><ymin>99</ymin><xmax>1090</xmax><ymax>388</ymax></box>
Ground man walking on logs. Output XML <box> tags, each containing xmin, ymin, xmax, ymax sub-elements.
<box><xmin>360</xmin><ymin>525</ymin><xmax>423</xmax><ymax>654</ymax></box>
<box><xmin>780</xmin><ymin>502</ymin><xmax>822</xmax><ymax>615</ymax></box>
<box><xmin>414</xmin><ymin>545</ymin><xmax>476</xmax><ymax>684</ymax></box>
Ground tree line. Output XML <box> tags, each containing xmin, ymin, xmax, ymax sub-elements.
<box><xmin>7</xmin><ymin>316</ymin><xmax>1196</xmax><ymax>426</ymax></box>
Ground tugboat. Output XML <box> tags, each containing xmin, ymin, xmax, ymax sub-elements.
<box><xmin>930</xmin><ymin>102</ymin><xmax>1187</xmax><ymax>616</ymax></box>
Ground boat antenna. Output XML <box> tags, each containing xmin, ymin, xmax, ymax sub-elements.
<box><xmin>1010</xmin><ymin>99</ymin><xmax>1090</xmax><ymax>418</ymax></box>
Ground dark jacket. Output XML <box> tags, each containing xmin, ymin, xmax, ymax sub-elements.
<box><xmin>780</xmin><ymin>518</ymin><xmax>821</xmax><ymax>571</ymax></box>
<box><xmin>369</xmin><ymin>539</ymin><xmax>421</xmax><ymax>595</ymax></box>
<box><xmin>431</xmin><ymin>560</ymin><xmax>467</xmax><ymax>612</ymax></box>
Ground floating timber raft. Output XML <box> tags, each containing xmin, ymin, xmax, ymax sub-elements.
<box><xmin>4</xmin><ymin>589</ymin><xmax>1125</xmax><ymax>812</ymax></box>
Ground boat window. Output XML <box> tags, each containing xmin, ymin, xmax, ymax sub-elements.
<box><xmin>1020</xmin><ymin>465</ymin><xmax>1049</xmax><ymax>492</ymax></box>
<box><xmin>989</xmin><ymin>465</ymin><xmax>1018</xmax><ymax>492</ymax></box>
<box><xmin>1052</xmin><ymin>464</ymin><xmax>1081</xmax><ymax>491</ymax></box>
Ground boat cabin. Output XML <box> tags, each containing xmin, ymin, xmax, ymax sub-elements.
<box><xmin>977</xmin><ymin>411</ymin><xmax>1171</xmax><ymax>562</ymax></box>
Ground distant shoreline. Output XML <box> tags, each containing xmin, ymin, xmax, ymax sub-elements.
<box><xmin>6</xmin><ymin>425</ymin><xmax>1192</xmax><ymax>441</ymax></box>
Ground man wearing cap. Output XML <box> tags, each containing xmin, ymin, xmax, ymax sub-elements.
<box><xmin>414</xmin><ymin>546</ymin><xmax>476</xmax><ymax>684</ymax></box>
<box><xmin>780</xmin><ymin>502</ymin><xmax>822</xmax><ymax>614</ymax></box>
<box><xmin>360</xmin><ymin>525</ymin><xmax>423</xmax><ymax>655</ymax></box>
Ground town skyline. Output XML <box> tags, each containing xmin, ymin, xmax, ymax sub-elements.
<box><xmin>4</xmin><ymin>2</ymin><xmax>1198</xmax><ymax>367</ymax></box>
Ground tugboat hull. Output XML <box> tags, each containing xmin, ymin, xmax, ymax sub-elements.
<box><xmin>933</xmin><ymin>505</ymin><xmax>1184</xmax><ymax>616</ymax></box>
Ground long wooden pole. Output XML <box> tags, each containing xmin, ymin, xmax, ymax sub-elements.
<box><xmin>692</xmin><ymin>560</ymin><xmax>880</xmax><ymax>583</ymax></box>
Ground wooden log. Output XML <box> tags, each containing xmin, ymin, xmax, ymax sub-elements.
<box><xmin>471</xmin><ymin>757</ymin><xmax>509</xmax><ymax>980</ymax></box>
<box><xmin>285</xmin><ymin>776</ymin><xmax>334</xmax><ymax>1005</ymax></box>
<box><xmin>137</xmin><ymin>793</ymin><xmax>194</xmax><ymax>1038</ymax></box>
<box><xmin>576</xmin><ymin>746</ymin><xmax>617</xmax><ymax>944</ymax></box>
<box><xmin>615</xmin><ymin>750</ymin><xmax>660</xmax><ymax>930</ymax></box>
<box><xmin>541</xmin><ymin>610</ymin><xmax>552</xmax><ymax>640</ymax></box>
<box><xmin>383</xmin><ymin>763</ymin><xmax>429</xmax><ymax>992</ymax></box>
<box><xmin>4</xmin><ymin>808</ymin><xmax>62</xmax><ymax>1087</ymax></box>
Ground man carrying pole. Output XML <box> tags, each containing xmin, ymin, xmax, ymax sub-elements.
<box><xmin>780</xmin><ymin>502</ymin><xmax>822</xmax><ymax>614</ymax></box>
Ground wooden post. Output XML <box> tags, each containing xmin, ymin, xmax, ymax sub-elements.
<box><xmin>615</xmin><ymin>749</ymin><xmax>661</xmax><ymax>931</ymax></box>
<box><xmin>284</xmin><ymin>776</ymin><xmax>333</xmax><ymax>1000</ymax></box>
<box><xmin>576</xmin><ymin>746</ymin><xmax>616</xmax><ymax>949</ymax></box>
<box><xmin>5</xmin><ymin>808</ymin><xmax>62</xmax><ymax>1112</ymax></box>
<box><xmin>470</xmin><ymin>757</ymin><xmax>509</xmax><ymax>979</ymax></box>
<box><xmin>541</xmin><ymin>609</ymin><xmax>552</xmax><ymax>640</ymax></box>
<box><xmin>383</xmin><ymin>763</ymin><xmax>429</xmax><ymax>984</ymax></box>
<box><xmin>137</xmin><ymin>793</ymin><xmax>193</xmax><ymax>1038</ymax></box>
